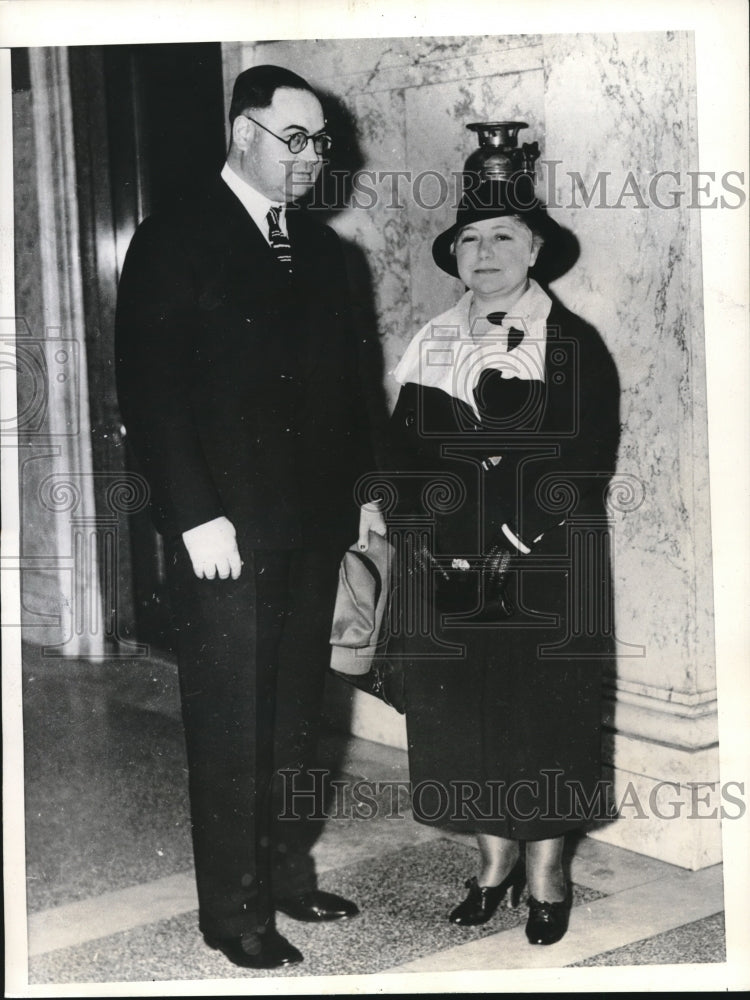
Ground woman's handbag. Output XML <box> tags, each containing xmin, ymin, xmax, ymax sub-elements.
<box><xmin>329</xmin><ymin>532</ymin><xmax>405</xmax><ymax>713</ymax></box>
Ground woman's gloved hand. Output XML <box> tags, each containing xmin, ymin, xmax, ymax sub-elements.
<box><xmin>484</xmin><ymin>541</ymin><xmax>516</xmax><ymax>617</ymax></box>
<box><xmin>409</xmin><ymin>540</ymin><xmax>517</xmax><ymax>617</ymax></box>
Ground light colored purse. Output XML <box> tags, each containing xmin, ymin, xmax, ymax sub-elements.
<box><xmin>329</xmin><ymin>531</ymin><xmax>393</xmax><ymax>676</ymax></box>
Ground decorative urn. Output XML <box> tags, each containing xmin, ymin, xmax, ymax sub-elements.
<box><xmin>463</xmin><ymin>121</ymin><xmax>540</xmax><ymax>183</ymax></box>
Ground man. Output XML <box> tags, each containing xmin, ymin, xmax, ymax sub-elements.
<box><xmin>116</xmin><ymin>65</ymin><xmax>385</xmax><ymax>969</ymax></box>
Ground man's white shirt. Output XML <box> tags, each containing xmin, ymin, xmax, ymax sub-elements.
<box><xmin>221</xmin><ymin>162</ymin><xmax>287</xmax><ymax>242</ymax></box>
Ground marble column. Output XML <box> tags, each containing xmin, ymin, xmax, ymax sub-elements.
<box><xmin>222</xmin><ymin>32</ymin><xmax>718</xmax><ymax>868</ymax></box>
<box><xmin>16</xmin><ymin>49</ymin><xmax>104</xmax><ymax>656</ymax></box>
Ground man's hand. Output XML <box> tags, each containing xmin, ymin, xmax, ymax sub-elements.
<box><xmin>357</xmin><ymin>503</ymin><xmax>387</xmax><ymax>551</ymax></box>
<box><xmin>182</xmin><ymin>516</ymin><xmax>242</xmax><ymax>580</ymax></box>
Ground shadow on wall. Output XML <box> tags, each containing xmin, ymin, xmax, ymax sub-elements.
<box><xmin>309</xmin><ymin>91</ymin><xmax>392</xmax><ymax>464</ymax></box>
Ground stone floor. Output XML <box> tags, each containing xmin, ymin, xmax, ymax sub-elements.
<box><xmin>8</xmin><ymin>645</ymin><xmax>743</xmax><ymax>994</ymax></box>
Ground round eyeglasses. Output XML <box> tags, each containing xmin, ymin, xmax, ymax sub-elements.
<box><xmin>243</xmin><ymin>114</ymin><xmax>332</xmax><ymax>156</ymax></box>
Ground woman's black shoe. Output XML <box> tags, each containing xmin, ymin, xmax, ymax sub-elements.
<box><xmin>449</xmin><ymin>861</ymin><xmax>525</xmax><ymax>925</ymax></box>
<box><xmin>525</xmin><ymin>886</ymin><xmax>572</xmax><ymax>945</ymax></box>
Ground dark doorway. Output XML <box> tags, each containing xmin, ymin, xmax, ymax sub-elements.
<box><xmin>69</xmin><ymin>42</ymin><xmax>226</xmax><ymax>652</ymax></box>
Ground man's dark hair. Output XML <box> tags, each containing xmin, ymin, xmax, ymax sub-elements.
<box><xmin>229</xmin><ymin>64</ymin><xmax>316</xmax><ymax>124</ymax></box>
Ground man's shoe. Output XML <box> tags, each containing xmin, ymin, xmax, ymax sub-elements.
<box><xmin>276</xmin><ymin>889</ymin><xmax>359</xmax><ymax>922</ymax></box>
<box><xmin>204</xmin><ymin>927</ymin><xmax>303</xmax><ymax>968</ymax></box>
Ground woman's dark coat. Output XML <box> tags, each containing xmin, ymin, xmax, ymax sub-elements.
<box><xmin>386</xmin><ymin>298</ymin><xmax>620</xmax><ymax>839</ymax></box>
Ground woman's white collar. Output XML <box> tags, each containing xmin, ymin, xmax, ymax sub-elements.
<box><xmin>392</xmin><ymin>280</ymin><xmax>553</xmax><ymax>414</ymax></box>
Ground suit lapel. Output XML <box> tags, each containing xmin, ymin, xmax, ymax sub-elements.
<box><xmin>212</xmin><ymin>180</ymin><xmax>280</xmax><ymax>270</ymax></box>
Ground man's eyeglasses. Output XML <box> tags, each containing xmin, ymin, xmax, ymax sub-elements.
<box><xmin>243</xmin><ymin>115</ymin><xmax>332</xmax><ymax>156</ymax></box>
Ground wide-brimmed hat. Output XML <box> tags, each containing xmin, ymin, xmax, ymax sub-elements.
<box><xmin>432</xmin><ymin>175</ymin><xmax>564</xmax><ymax>278</ymax></box>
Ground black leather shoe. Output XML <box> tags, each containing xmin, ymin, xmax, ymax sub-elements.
<box><xmin>449</xmin><ymin>860</ymin><xmax>525</xmax><ymax>925</ymax></box>
<box><xmin>276</xmin><ymin>890</ymin><xmax>359</xmax><ymax>922</ymax></box>
<box><xmin>525</xmin><ymin>886</ymin><xmax>572</xmax><ymax>945</ymax></box>
<box><xmin>204</xmin><ymin>927</ymin><xmax>303</xmax><ymax>968</ymax></box>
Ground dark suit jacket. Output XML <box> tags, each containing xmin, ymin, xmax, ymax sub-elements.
<box><xmin>115</xmin><ymin>179</ymin><xmax>371</xmax><ymax>550</ymax></box>
<box><xmin>386</xmin><ymin>299</ymin><xmax>621</xmax><ymax>555</ymax></box>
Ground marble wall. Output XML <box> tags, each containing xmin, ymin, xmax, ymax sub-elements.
<box><xmin>222</xmin><ymin>34</ymin><xmax>717</xmax><ymax>865</ymax></box>
<box><xmin>544</xmin><ymin>32</ymin><xmax>713</xmax><ymax>702</ymax></box>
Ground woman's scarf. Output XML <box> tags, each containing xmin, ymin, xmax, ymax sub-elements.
<box><xmin>392</xmin><ymin>279</ymin><xmax>553</xmax><ymax>417</ymax></box>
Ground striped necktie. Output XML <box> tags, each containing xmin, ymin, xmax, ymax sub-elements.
<box><xmin>487</xmin><ymin>311</ymin><xmax>524</xmax><ymax>351</ymax></box>
<box><xmin>266</xmin><ymin>206</ymin><xmax>292</xmax><ymax>273</ymax></box>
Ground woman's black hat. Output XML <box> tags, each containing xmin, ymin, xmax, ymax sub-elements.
<box><xmin>432</xmin><ymin>175</ymin><xmax>564</xmax><ymax>278</ymax></box>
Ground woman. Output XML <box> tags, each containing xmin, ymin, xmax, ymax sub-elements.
<box><xmin>383</xmin><ymin>177</ymin><xmax>619</xmax><ymax>945</ymax></box>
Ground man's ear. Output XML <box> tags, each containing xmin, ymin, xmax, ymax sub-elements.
<box><xmin>232</xmin><ymin>114</ymin><xmax>254</xmax><ymax>151</ymax></box>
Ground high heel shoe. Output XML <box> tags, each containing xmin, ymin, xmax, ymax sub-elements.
<box><xmin>525</xmin><ymin>884</ymin><xmax>572</xmax><ymax>945</ymax></box>
<box><xmin>449</xmin><ymin>860</ymin><xmax>525</xmax><ymax>925</ymax></box>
